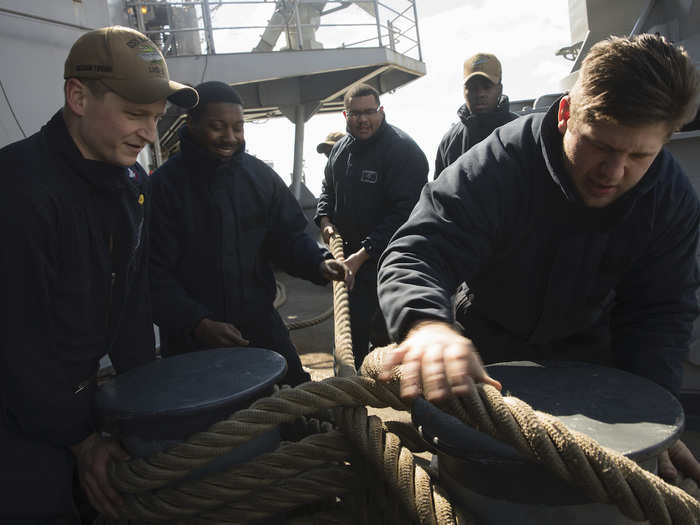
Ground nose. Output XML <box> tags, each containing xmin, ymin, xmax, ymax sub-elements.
<box><xmin>600</xmin><ymin>152</ymin><xmax>626</xmax><ymax>182</ymax></box>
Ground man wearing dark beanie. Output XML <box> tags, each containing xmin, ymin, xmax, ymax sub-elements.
<box><xmin>149</xmin><ymin>81</ymin><xmax>348</xmax><ymax>385</ymax></box>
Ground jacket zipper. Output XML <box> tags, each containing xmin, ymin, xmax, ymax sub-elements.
<box><xmin>107</xmin><ymin>234</ymin><xmax>115</xmax><ymax>329</ymax></box>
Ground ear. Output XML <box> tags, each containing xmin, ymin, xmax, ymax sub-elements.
<box><xmin>64</xmin><ymin>78</ymin><xmax>90</xmax><ymax>117</ymax></box>
<box><xmin>342</xmin><ymin>110</ymin><xmax>348</xmax><ymax>120</ymax></box>
<box><xmin>378</xmin><ymin>105</ymin><xmax>385</xmax><ymax>116</ymax></box>
<box><xmin>557</xmin><ymin>96</ymin><xmax>571</xmax><ymax>136</ymax></box>
<box><xmin>497</xmin><ymin>82</ymin><xmax>503</xmax><ymax>98</ymax></box>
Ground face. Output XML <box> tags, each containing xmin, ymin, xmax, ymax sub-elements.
<box><xmin>188</xmin><ymin>101</ymin><xmax>245</xmax><ymax>160</ymax></box>
<box><xmin>464</xmin><ymin>75</ymin><xmax>502</xmax><ymax>114</ymax></box>
<box><xmin>344</xmin><ymin>95</ymin><xmax>384</xmax><ymax>140</ymax></box>
<box><xmin>558</xmin><ymin>97</ymin><xmax>669</xmax><ymax>208</ymax></box>
<box><xmin>67</xmin><ymin>81</ymin><xmax>166</xmax><ymax>167</ymax></box>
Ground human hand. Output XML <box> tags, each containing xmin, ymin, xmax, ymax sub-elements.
<box><xmin>320</xmin><ymin>259</ymin><xmax>349</xmax><ymax>285</ymax></box>
<box><xmin>659</xmin><ymin>439</ymin><xmax>700</xmax><ymax>485</ymax></box>
<box><xmin>70</xmin><ymin>433</ymin><xmax>129</xmax><ymax>519</ymax></box>
<box><xmin>194</xmin><ymin>318</ymin><xmax>249</xmax><ymax>347</ymax></box>
<box><xmin>379</xmin><ymin>321</ymin><xmax>502</xmax><ymax>401</ymax></box>
<box><xmin>343</xmin><ymin>249</ymin><xmax>370</xmax><ymax>291</ymax></box>
<box><xmin>319</xmin><ymin>217</ymin><xmax>336</xmax><ymax>244</ymax></box>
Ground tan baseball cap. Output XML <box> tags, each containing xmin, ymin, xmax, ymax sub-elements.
<box><xmin>316</xmin><ymin>131</ymin><xmax>345</xmax><ymax>154</ymax></box>
<box><xmin>463</xmin><ymin>53</ymin><xmax>502</xmax><ymax>85</ymax></box>
<box><xmin>64</xmin><ymin>26</ymin><xmax>198</xmax><ymax>108</ymax></box>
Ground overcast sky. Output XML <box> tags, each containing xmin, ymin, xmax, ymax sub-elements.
<box><xmin>237</xmin><ymin>0</ymin><xmax>575</xmax><ymax>193</ymax></box>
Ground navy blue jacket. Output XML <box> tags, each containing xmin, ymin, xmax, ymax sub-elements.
<box><xmin>0</xmin><ymin>111</ymin><xmax>155</xmax><ymax>518</ymax></box>
<box><xmin>434</xmin><ymin>96</ymin><xmax>518</xmax><ymax>179</ymax></box>
<box><xmin>315</xmin><ymin>119</ymin><xmax>428</xmax><ymax>270</ymax></box>
<box><xmin>150</xmin><ymin>129</ymin><xmax>329</xmax><ymax>351</ymax></box>
<box><xmin>378</xmin><ymin>102</ymin><xmax>700</xmax><ymax>395</ymax></box>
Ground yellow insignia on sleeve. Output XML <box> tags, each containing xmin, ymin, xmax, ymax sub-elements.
<box><xmin>138</xmin><ymin>194</ymin><xmax>145</xmax><ymax>205</ymax></box>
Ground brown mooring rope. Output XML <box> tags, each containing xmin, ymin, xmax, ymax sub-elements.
<box><xmin>104</xmin><ymin>232</ymin><xmax>698</xmax><ymax>524</ymax></box>
<box><xmin>328</xmin><ymin>234</ymin><xmax>357</xmax><ymax>377</ymax></box>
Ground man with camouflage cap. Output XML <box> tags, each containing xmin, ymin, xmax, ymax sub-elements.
<box><xmin>0</xmin><ymin>26</ymin><xmax>197</xmax><ymax>522</ymax></box>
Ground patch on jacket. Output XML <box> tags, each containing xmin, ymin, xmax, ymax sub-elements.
<box><xmin>360</xmin><ymin>170</ymin><xmax>378</xmax><ymax>183</ymax></box>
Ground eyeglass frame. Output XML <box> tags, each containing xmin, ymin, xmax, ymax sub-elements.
<box><xmin>344</xmin><ymin>106</ymin><xmax>383</xmax><ymax>119</ymax></box>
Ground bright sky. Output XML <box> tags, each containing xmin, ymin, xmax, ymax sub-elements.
<box><xmin>236</xmin><ymin>0</ymin><xmax>575</xmax><ymax>194</ymax></box>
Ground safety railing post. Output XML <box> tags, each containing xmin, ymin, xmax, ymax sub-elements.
<box><xmin>201</xmin><ymin>0</ymin><xmax>216</xmax><ymax>54</ymax></box>
<box><xmin>294</xmin><ymin>0</ymin><xmax>304</xmax><ymax>49</ymax></box>
<box><xmin>411</xmin><ymin>0</ymin><xmax>422</xmax><ymax>61</ymax></box>
<box><xmin>135</xmin><ymin>1</ymin><xmax>146</xmax><ymax>33</ymax></box>
<box><xmin>373</xmin><ymin>0</ymin><xmax>382</xmax><ymax>47</ymax></box>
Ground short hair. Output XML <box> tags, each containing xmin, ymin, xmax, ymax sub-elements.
<box><xmin>188</xmin><ymin>81</ymin><xmax>243</xmax><ymax>121</ymax></box>
<box><xmin>343</xmin><ymin>83</ymin><xmax>380</xmax><ymax>108</ymax></box>
<box><xmin>570</xmin><ymin>34</ymin><xmax>700</xmax><ymax>133</ymax></box>
<box><xmin>63</xmin><ymin>78</ymin><xmax>112</xmax><ymax>100</ymax></box>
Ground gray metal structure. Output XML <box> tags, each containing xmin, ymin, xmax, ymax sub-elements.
<box><xmin>0</xmin><ymin>0</ymin><xmax>425</xmax><ymax>192</ymax></box>
<box><xmin>128</xmin><ymin>0</ymin><xmax>426</xmax><ymax>198</ymax></box>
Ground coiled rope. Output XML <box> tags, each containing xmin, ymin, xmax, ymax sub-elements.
<box><xmin>105</xmin><ymin>231</ymin><xmax>698</xmax><ymax>523</ymax></box>
<box><xmin>274</xmin><ymin>280</ymin><xmax>335</xmax><ymax>331</ymax></box>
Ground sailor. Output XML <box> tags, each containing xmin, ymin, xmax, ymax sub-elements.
<box><xmin>378</xmin><ymin>35</ymin><xmax>700</xmax><ymax>484</ymax></box>
<box><xmin>316</xmin><ymin>83</ymin><xmax>429</xmax><ymax>368</ymax></box>
<box><xmin>149</xmin><ymin>81</ymin><xmax>348</xmax><ymax>386</ymax></box>
<box><xmin>316</xmin><ymin>130</ymin><xmax>345</xmax><ymax>158</ymax></box>
<box><xmin>0</xmin><ymin>26</ymin><xmax>197</xmax><ymax>522</ymax></box>
<box><xmin>434</xmin><ymin>52</ymin><xmax>518</xmax><ymax>179</ymax></box>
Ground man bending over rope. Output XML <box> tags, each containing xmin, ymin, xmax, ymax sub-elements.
<box><xmin>377</xmin><ymin>35</ymin><xmax>700</xmax><ymax>485</ymax></box>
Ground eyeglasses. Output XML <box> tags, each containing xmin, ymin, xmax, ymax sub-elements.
<box><xmin>346</xmin><ymin>107</ymin><xmax>381</xmax><ymax>119</ymax></box>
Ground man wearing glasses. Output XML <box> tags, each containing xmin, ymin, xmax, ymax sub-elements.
<box><xmin>315</xmin><ymin>83</ymin><xmax>428</xmax><ymax>368</ymax></box>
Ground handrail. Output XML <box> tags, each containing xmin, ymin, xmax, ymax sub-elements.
<box><xmin>126</xmin><ymin>0</ymin><xmax>422</xmax><ymax>60</ymax></box>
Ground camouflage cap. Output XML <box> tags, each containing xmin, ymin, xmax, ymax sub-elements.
<box><xmin>64</xmin><ymin>26</ymin><xmax>198</xmax><ymax>108</ymax></box>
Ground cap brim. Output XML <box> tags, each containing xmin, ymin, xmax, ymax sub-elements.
<box><xmin>101</xmin><ymin>77</ymin><xmax>199</xmax><ymax>109</ymax></box>
<box><xmin>463</xmin><ymin>72</ymin><xmax>499</xmax><ymax>85</ymax></box>
<box><xmin>316</xmin><ymin>142</ymin><xmax>333</xmax><ymax>154</ymax></box>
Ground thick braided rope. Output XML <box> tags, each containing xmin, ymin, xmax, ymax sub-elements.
<box><xmin>329</xmin><ymin>234</ymin><xmax>357</xmax><ymax>377</ymax></box>
<box><xmin>111</xmin><ymin>392</ymin><xmax>467</xmax><ymax>523</ymax></box>
<box><xmin>334</xmin><ymin>405</ymin><xmax>473</xmax><ymax>525</ymax></box>
<box><xmin>117</xmin><ymin>431</ymin><xmax>353</xmax><ymax>520</ymax></box>
<box><xmin>109</xmin><ymin>376</ymin><xmax>407</xmax><ymax>492</ymax></box>
<box><xmin>362</xmin><ymin>346</ymin><xmax>700</xmax><ymax>525</ymax></box>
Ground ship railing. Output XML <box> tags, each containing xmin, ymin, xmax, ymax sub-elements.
<box><xmin>124</xmin><ymin>0</ymin><xmax>422</xmax><ymax>61</ymax></box>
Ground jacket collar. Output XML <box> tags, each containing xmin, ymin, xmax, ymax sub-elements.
<box><xmin>178</xmin><ymin>125</ymin><xmax>244</xmax><ymax>176</ymax></box>
<box><xmin>44</xmin><ymin>110</ymin><xmax>132</xmax><ymax>192</ymax></box>
<box><xmin>539</xmin><ymin>97</ymin><xmax>664</xmax><ymax>222</ymax></box>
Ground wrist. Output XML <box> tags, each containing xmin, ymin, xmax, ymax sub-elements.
<box><xmin>406</xmin><ymin>319</ymin><xmax>455</xmax><ymax>337</ymax></box>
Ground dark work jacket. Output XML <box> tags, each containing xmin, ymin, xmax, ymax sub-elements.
<box><xmin>0</xmin><ymin>111</ymin><xmax>155</xmax><ymax>518</ymax></box>
<box><xmin>378</xmin><ymin>101</ymin><xmax>700</xmax><ymax>395</ymax></box>
<box><xmin>150</xmin><ymin>128</ymin><xmax>329</xmax><ymax>351</ymax></box>
<box><xmin>315</xmin><ymin>119</ymin><xmax>428</xmax><ymax>275</ymax></box>
<box><xmin>434</xmin><ymin>97</ymin><xmax>518</xmax><ymax>179</ymax></box>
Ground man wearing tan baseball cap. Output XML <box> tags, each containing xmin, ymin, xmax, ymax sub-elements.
<box><xmin>64</xmin><ymin>25</ymin><xmax>198</xmax><ymax>108</ymax></box>
<box><xmin>316</xmin><ymin>130</ymin><xmax>345</xmax><ymax>157</ymax></box>
<box><xmin>434</xmin><ymin>52</ymin><xmax>518</xmax><ymax>179</ymax></box>
<box><xmin>0</xmin><ymin>26</ymin><xmax>196</xmax><ymax>522</ymax></box>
